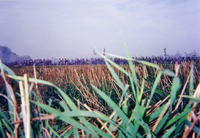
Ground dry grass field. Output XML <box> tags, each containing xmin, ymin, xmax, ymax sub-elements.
<box><xmin>1</xmin><ymin>58</ymin><xmax>200</xmax><ymax>137</ymax></box>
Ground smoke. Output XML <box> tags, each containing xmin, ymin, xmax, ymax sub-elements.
<box><xmin>0</xmin><ymin>45</ymin><xmax>32</xmax><ymax>63</ymax></box>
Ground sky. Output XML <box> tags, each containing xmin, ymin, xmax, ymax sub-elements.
<box><xmin>0</xmin><ymin>0</ymin><xmax>200</xmax><ymax>60</ymax></box>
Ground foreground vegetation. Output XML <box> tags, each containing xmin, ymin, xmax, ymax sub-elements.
<box><xmin>0</xmin><ymin>46</ymin><xmax>200</xmax><ymax>138</ymax></box>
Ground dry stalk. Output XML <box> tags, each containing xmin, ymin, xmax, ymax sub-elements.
<box><xmin>165</xmin><ymin>75</ymin><xmax>172</xmax><ymax>85</ymax></box>
<box><xmin>12</xmin><ymin>114</ymin><xmax>56</xmax><ymax>125</ymax></box>
<box><xmin>24</xmin><ymin>74</ymin><xmax>31</xmax><ymax>138</ymax></box>
<box><xmin>5</xmin><ymin>131</ymin><xmax>13</xmax><ymax>138</ymax></box>
<box><xmin>59</xmin><ymin>125</ymin><xmax>73</xmax><ymax>136</ymax></box>
<box><xmin>33</xmin><ymin>64</ymin><xmax>43</xmax><ymax>103</ymax></box>
<box><xmin>152</xmin><ymin>99</ymin><xmax>171</xmax><ymax>132</ymax></box>
<box><xmin>162</xmin><ymin>75</ymin><xmax>171</xmax><ymax>90</ymax></box>
<box><xmin>19</xmin><ymin>81</ymin><xmax>27</xmax><ymax>137</ymax></box>
<box><xmin>182</xmin><ymin>114</ymin><xmax>200</xmax><ymax>138</ymax></box>
<box><xmin>173</xmin><ymin>69</ymin><xmax>191</xmax><ymax>113</ymax></box>
<box><xmin>175</xmin><ymin>62</ymin><xmax>180</xmax><ymax>77</ymax></box>
<box><xmin>193</xmin><ymin>83</ymin><xmax>200</xmax><ymax>105</ymax></box>
<box><xmin>147</xmin><ymin>95</ymin><xmax>170</xmax><ymax>116</ymax></box>
<box><xmin>112</xmin><ymin>80</ymin><xmax>122</xmax><ymax>98</ymax></box>
<box><xmin>143</xmin><ymin>64</ymin><xmax>148</xmax><ymax>79</ymax></box>
<box><xmin>42</xmin><ymin>127</ymin><xmax>51</xmax><ymax>138</ymax></box>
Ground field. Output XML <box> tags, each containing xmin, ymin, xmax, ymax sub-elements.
<box><xmin>0</xmin><ymin>52</ymin><xmax>200</xmax><ymax>138</ymax></box>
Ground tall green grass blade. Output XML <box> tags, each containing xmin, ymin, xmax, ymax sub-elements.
<box><xmin>0</xmin><ymin>59</ymin><xmax>6</xmax><ymax>80</ymax></box>
<box><xmin>146</xmin><ymin>71</ymin><xmax>162</xmax><ymax>108</ymax></box>
<box><xmin>33</xmin><ymin>101</ymin><xmax>118</xmax><ymax>137</ymax></box>
<box><xmin>2</xmin><ymin>119</ymin><xmax>14</xmax><ymax>136</ymax></box>
<box><xmin>0</xmin><ymin>120</ymin><xmax>6</xmax><ymax>138</ymax></box>
<box><xmin>174</xmin><ymin>115</ymin><xmax>187</xmax><ymax>135</ymax></box>
<box><xmin>31</xmin><ymin>101</ymin><xmax>98</xmax><ymax>137</ymax></box>
<box><xmin>139</xmin><ymin>79</ymin><xmax>145</xmax><ymax>105</ymax></box>
<box><xmin>86</xmin><ymin>132</ymin><xmax>89</xmax><ymax>138</ymax></box>
<box><xmin>109</xmin><ymin>113</ymin><xmax>118</xmax><ymax>132</ymax></box>
<box><xmin>154</xmin><ymin>111</ymin><xmax>169</xmax><ymax>134</ymax></box>
<box><xmin>3</xmin><ymin>64</ymin><xmax>16</xmax><ymax>76</ymax></box>
<box><xmin>181</xmin><ymin>95</ymin><xmax>200</xmax><ymax>101</ymax></box>
<box><xmin>101</xmin><ymin>55</ymin><xmax>129</xmax><ymax>76</ymax></box>
<box><xmin>164</xmin><ymin>103</ymin><xmax>193</xmax><ymax>129</ymax></box>
<box><xmin>130</xmin><ymin>110</ymin><xmax>151</xmax><ymax>138</ymax></box>
<box><xmin>101</xmin><ymin>54</ymin><xmax>138</xmax><ymax>100</ymax></box>
<box><xmin>105</xmin><ymin>61</ymin><xmax>124</xmax><ymax>90</ymax></box>
<box><xmin>117</xmin><ymin>131</ymin><xmax>123</xmax><ymax>138</ymax></box>
<box><xmin>19</xmin><ymin>127</ymin><xmax>25</xmax><ymax>138</ymax></box>
<box><xmin>59</xmin><ymin>100</ymin><xmax>70</xmax><ymax>111</ymax></box>
<box><xmin>122</xmin><ymin>97</ymin><xmax>128</xmax><ymax>115</ymax></box>
<box><xmin>53</xmin><ymin>125</ymin><xmax>59</xmax><ymax>138</ymax></box>
<box><xmin>92</xmin><ymin>85</ymin><xmax>135</xmax><ymax>134</ymax></box>
<box><xmin>8</xmin><ymin>75</ymin><xmax>55</xmax><ymax>87</ymax></box>
<box><xmin>0</xmin><ymin>60</ymin><xmax>14</xmax><ymax>122</ymax></box>
<box><xmin>170</xmin><ymin>77</ymin><xmax>180</xmax><ymax>107</ymax></box>
<box><xmin>53</xmin><ymin>110</ymin><xmax>118</xmax><ymax>126</ymax></box>
<box><xmin>106</xmin><ymin>53</ymin><xmax>160</xmax><ymax>69</ymax></box>
<box><xmin>162</xmin><ymin>69</ymin><xmax>176</xmax><ymax>77</ymax></box>
<box><xmin>92</xmin><ymin>84</ymin><xmax>131</xmax><ymax>124</ymax></box>
<box><xmin>162</xmin><ymin>124</ymin><xmax>176</xmax><ymax>138</ymax></box>
<box><xmin>136</xmin><ymin>60</ymin><xmax>160</xmax><ymax>69</ymax></box>
<box><xmin>119</xmin><ymin>84</ymin><xmax>129</xmax><ymax>106</ymax></box>
<box><xmin>54</xmin><ymin>86</ymin><xmax>98</xmax><ymax>137</ymax></box>
<box><xmin>0</xmin><ymin>109</ymin><xmax>14</xmax><ymax>130</ymax></box>
<box><xmin>90</xmin><ymin>124</ymin><xmax>112</xmax><ymax>138</ymax></box>
<box><xmin>123</xmin><ymin>43</ymin><xmax>139</xmax><ymax>98</ymax></box>
<box><xmin>0</xmin><ymin>60</ymin><xmax>16</xmax><ymax>77</ymax></box>
<box><xmin>128</xmin><ymin>74</ymin><xmax>137</xmax><ymax>101</ymax></box>
<box><xmin>118</xmin><ymin>129</ymin><xmax>133</xmax><ymax>138</ymax></box>
<box><xmin>121</xmin><ymin>101</ymin><xmax>128</xmax><ymax>132</ymax></box>
<box><xmin>185</xmin><ymin>119</ymin><xmax>200</xmax><ymax>134</ymax></box>
<box><xmin>73</xmin><ymin>127</ymin><xmax>79</xmax><ymax>138</ymax></box>
<box><xmin>141</xmin><ymin>99</ymin><xmax>146</xmax><ymax>107</ymax></box>
<box><xmin>47</xmin><ymin>124</ymin><xmax>61</xmax><ymax>138</ymax></box>
<box><xmin>129</xmin><ymin>104</ymin><xmax>145</xmax><ymax>137</ymax></box>
<box><xmin>148</xmin><ymin>103</ymin><xmax>166</xmax><ymax>122</ymax></box>
<box><xmin>62</xmin><ymin>129</ymin><xmax>73</xmax><ymax>138</ymax></box>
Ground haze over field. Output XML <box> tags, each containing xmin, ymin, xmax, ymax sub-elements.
<box><xmin>0</xmin><ymin>0</ymin><xmax>199</xmax><ymax>60</ymax></box>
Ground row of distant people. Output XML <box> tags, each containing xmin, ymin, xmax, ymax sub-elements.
<box><xmin>4</xmin><ymin>56</ymin><xmax>198</xmax><ymax>67</ymax></box>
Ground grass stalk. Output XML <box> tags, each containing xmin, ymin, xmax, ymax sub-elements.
<box><xmin>24</xmin><ymin>74</ymin><xmax>31</xmax><ymax>138</ymax></box>
<box><xmin>19</xmin><ymin>81</ymin><xmax>27</xmax><ymax>137</ymax></box>
<box><xmin>152</xmin><ymin>99</ymin><xmax>171</xmax><ymax>132</ymax></box>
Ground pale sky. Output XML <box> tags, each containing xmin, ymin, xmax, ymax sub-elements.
<box><xmin>0</xmin><ymin>0</ymin><xmax>199</xmax><ymax>60</ymax></box>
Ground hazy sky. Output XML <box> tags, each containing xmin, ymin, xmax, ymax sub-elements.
<box><xmin>0</xmin><ymin>0</ymin><xmax>199</xmax><ymax>60</ymax></box>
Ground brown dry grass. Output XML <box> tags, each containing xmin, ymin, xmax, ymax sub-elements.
<box><xmin>1</xmin><ymin>62</ymin><xmax>199</xmax><ymax>113</ymax></box>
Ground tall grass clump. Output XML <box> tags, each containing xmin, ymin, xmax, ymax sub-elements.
<box><xmin>0</xmin><ymin>44</ymin><xmax>200</xmax><ymax>137</ymax></box>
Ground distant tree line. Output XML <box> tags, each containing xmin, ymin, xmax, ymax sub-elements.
<box><xmin>1</xmin><ymin>45</ymin><xmax>199</xmax><ymax>67</ymax></box>
<box><xmin>4</xmin><ymin>55</ymin><xmax>200</xmax><ymax>67</ymax></box>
